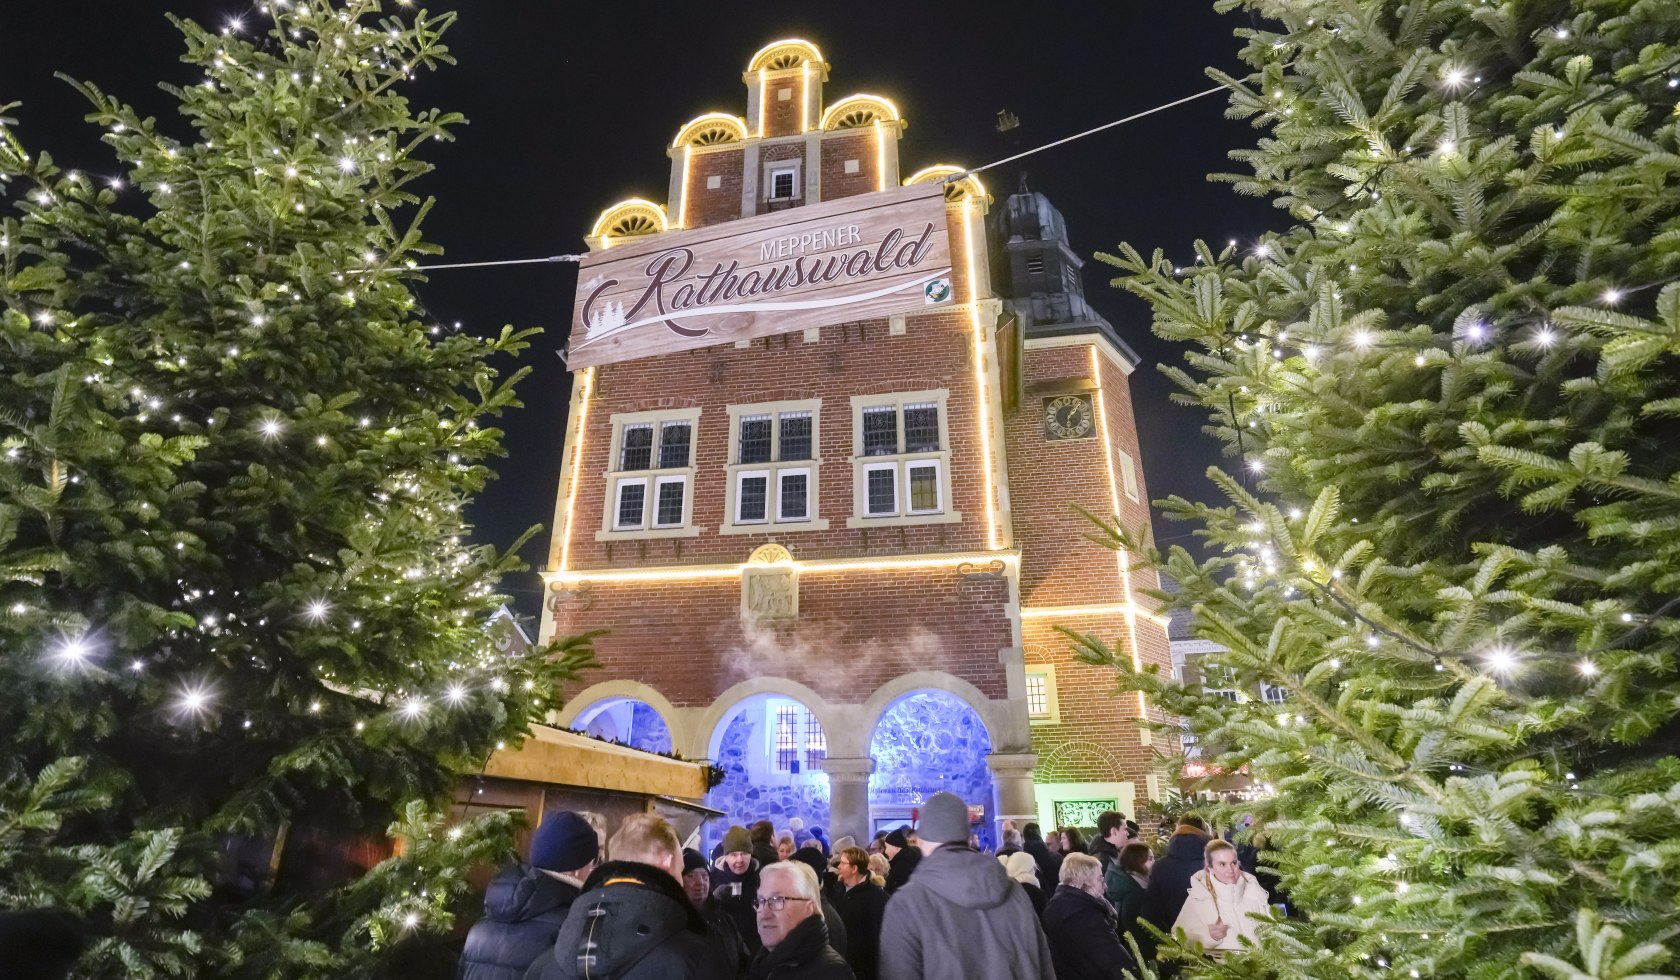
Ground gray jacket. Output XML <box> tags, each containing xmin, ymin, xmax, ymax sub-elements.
<box><xmin>877</xmin><ymin>845</ymin><xmax>1054</xmax><ymax>980</ymax></box>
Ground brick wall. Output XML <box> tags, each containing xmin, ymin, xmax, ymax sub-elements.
<box><xmin>551</xmin><ymin>568</ymin><xmax>1013</xmax><ymax>709</ymax></box>
<box><xmin>762</xmin><ymin>75</ymin><xmax>806</xmax><ymax>138</ymax></box>
<box><xmin>819</xmin><ymin>131</ymin><xmax>877</xmax><ymax>201</ymax></box>
<box><xmin>561</xmin><ymin>311</ymin><xmax>993</xmax><ymax>571</ymax></box>
<box><xmin>686</xmin><ymin>147</ymin><xmax>744</xmax><ymax>228</ymax></box>
<box><xmin>1005</xmin><ymin>339</ymin><xmax>1176</xmax><ymax>797</ymax></box>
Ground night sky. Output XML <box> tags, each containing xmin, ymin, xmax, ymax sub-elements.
<box><xmin>6</xmin><ymin>2</ymin><xmax>1282</xmax><ymax>617</ymax></box>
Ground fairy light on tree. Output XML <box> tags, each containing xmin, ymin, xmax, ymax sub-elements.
<box><xmin>0</xmin><ymin>1</ymin><xmax>595</xmax><ymax>973</ymax></box>
<box><xmin>1087</xmin><ymin>0</ymin><xmax>1680</xmax><ymax>975</ymax></box>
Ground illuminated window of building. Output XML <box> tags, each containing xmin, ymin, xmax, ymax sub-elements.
<box><xmin>600</xmin><ymin>408</ymin><xmax>700</xmax><ymax>540</ymax></box>
<box><xmin>848</xmin><ymin>391</ymin><xmax>959</xmax><ymax>528</ymax></box>
<box><xmin>1025</xmin><ymin>675</ymin><xmax>1048</xmax><ymax>717</ymax></box>
<box><xmin>805</xmin><ymin>713</ymin><xmax>827</xmax><ymax>770</ymax></box>
<box><xmin>775</xmin><ymin>705</ymin><xmax>799</xmax><ymax>771</ymax></box>
<box><xmin>723</xmin><ymin>400</ymin><xmax>827</xmax><ymax>534</ymax></box>
<box><xmin>1024</xmin><ymin>666</ymin><xmax>1059</xmax><ymax>724</ymax></box>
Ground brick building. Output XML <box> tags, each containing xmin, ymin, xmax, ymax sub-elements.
<box><xmin>538</xmin><ymin>39</ymin><xmax>1175</xmax><ymax>845</ymax></box>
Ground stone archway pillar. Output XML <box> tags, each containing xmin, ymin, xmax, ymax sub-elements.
<box><xmin>986</xmin><ymin>752</ymin><xmax>1039</xmax><ymax>841</ymax></box>
<box><xmin>823</xmin><ymin>757</ymin><xmax>875</xmax><ymax>844</ymax></box>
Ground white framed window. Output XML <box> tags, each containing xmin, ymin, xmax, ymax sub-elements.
<box><xmin>1118</xmin><ymin>449</ymin><xmax>1140</xmax><ymax>502</ymax></box>
<box><xmin>735</xmin><ymin>470</ymin><xmax>771</xmax><ymax>524</ymax></box>
<box><xmin>722</xmin><ymin>400</ymin><xmax>827</xmax><ymax>534</ymax></box>
<box><xmin>1261</xmin><ymin>682</ymin><xmax>1290</xmax><ymax>705</ymax></box>
<box><xmin>653</xmin><ymin>475</ymin><xmax>687</xmax><ymax>529</ymax></box>
<box><xmin>598</xmin><ymin>407</ymin><xmax>701</xmax><ymax>540</ymax></box>
<box><xmin>778</xmin><ymin>467</ymin><xmax>811</xmax><ymax>522</ymax></box>
<box><xmin>905</xmin><ymin>460</ymin><xmax>942</xmax><ymax>514</ymax></box>
<box><xmin>1024</xmin><ymin>665</ymin><xmax>1060</xmax><ymax>724</ymax></box>
<box><xmin>863</xmin><ymin>461</ymin><xmax>898</xmax><ymax>516</ymax></box>
<box><xmin>767</xmin><ymin>163</ymin><xmax>800</xmax><ymax>201</ymax></box>
<box><xmin>612</xmin><ymin>478</ymin><xmax>648</xmax><ymax>531</ymax></box>
<box><xmin>848</xmin><ymin>390</ymin><xmax>960</xmax><ymax>528</ymax></box>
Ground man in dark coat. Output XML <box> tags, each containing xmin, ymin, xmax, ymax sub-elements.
<box><xmin>831</xmin><ymin>847</ymin><xmax>887</xmax><ymax>980</ymax></box>
<box><xmin>1020</xmin><ymin>823</ymin><xmax>1062</xmax><ymax>893</ymax></box>
<box><xmin>748</xmin><ymin>862</ymin><xmax>855</xmax><ymax>980</ymax></box>
<box><xmin>1041</xmin><ymin>853</ymin><xmax>1130</xmax><ymax>980</ymax></box>
<box><xmin>880</xmin><ymin>827</ymin><xmax>920</xmax><ymax>894</ymax></box>
<box><xmin>526</xmin><ymin>814</ymin><xmax>728</xmax><ymax>980</ymax></box>
<box><xmin>1141</xmin><ymin>815</ymin><xmax>1213</xmax><ymax>939</ymax></box>
<box><xmin>458</xmin><ymin>810</ymin><xmax>600</xmax><ymax>980</ymax></box>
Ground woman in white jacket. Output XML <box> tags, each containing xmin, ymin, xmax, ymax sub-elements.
<box><xmin>1171</xmin><ymin>838</ymin><xmax>1272</xmax><ymax>954</ymax></box>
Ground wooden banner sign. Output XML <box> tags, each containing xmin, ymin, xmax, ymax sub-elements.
<box><xmin>566</xmin><ymin>184</ymin><xmax>954</xmax><ymax>369</ymax></box>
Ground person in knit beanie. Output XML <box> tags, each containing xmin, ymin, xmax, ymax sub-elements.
<box><xmin>711</xmin><ymin>825</ymin><xmax>763</xmax><ymax>953</ymax></box>
<box><xmin>457</xmin><ymin>810</ymin><xmax>601</xmax><ymax>980</ymax></box>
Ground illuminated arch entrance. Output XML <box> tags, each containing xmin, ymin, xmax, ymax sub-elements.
<box><xmin>573</xmin><ymin>697</ymin><xmax>673</xmax><ymax>755</ymax></box>
<box><xmin>703</xmin><ymin>692</ymin><xmax>832</xmax><ymax>850</ymax></box>
<box><xmin>867</xmin><ymin>689</ymin><xmax>995</xmax><ymax>846</ymax></box>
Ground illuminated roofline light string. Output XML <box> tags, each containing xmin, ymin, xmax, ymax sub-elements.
<box><xmin>396</xmin><ymin>86</ymin><xmax>1229</xmax><ymax>272</ymax></box>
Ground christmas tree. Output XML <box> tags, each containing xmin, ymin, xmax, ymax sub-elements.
<box><xmin>0</xmin><ymin>3</ymin><xmax>592</xmax><ymax>976</ymax></box>
<box><xmin>1082</xmin><ymin>0</ymin><xmax>1680</xmax><ymax>976</ymax></box>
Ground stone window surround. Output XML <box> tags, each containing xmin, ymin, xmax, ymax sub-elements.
<box><xmin>721</xmin><ymin>399</ymin><xmax>829</xmax><ymax>535</ymax></box>
<box><xmin>597</xmin><ymin>407</ymin><xmax>703</xmax><ymax>542</ymax></box>
<box><xmin>765</xmin><ymin>159</ymin><xmax>802</xmax><ymax>201</ymax></box>
<box><xmin>846</xmin><ymin>389</ymin><xmax>961</xmax><ymax>529</ymax></box>
<box><xmin>1025</xmin><ymin>664</ymin><xmax>1061</xmax><ymax>725</ymax></box>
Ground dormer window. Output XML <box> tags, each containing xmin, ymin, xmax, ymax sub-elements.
<box><xmin>767</xmin><ymin>164</ymin><xmax>799</xmax><ymax>200</ymax></box>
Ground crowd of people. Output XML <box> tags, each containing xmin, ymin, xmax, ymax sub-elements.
<box><xmin>458</xmin><ymin>801</ymin><xmax>1281</xmax><ymax>980</ymax></box>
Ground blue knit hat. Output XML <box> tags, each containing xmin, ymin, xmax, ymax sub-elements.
<box><xmin>529</xmin><ymin>811</ymin><xmax>598</xmax><ymax>873</ymax></box>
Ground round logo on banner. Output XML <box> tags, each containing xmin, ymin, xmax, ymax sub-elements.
<box><xmin>923</xmin><ymin>278</ymin><xmax>952</xmax><ymax>304</ymax></box>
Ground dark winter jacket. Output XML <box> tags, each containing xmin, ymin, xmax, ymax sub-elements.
<box><xmin>747</xmin><ymin>914</ymin><xmax>855</xmax><ymax>980</ymax></box>
<box><xmin>457</xmin><ymin>864</ymin><xmax>580</xmax><ymax>980</ymax></box>
<box><xmin>877</xmin><ymin>845</ymin><xmax>1055</xmax><ymax>980</ymax></box>
<box><xmin>1016</xmin><ymin>880</ymin><xmax>1046</xmax><ymax>918</ymax></box>
<box><xmin>1021</xmin><ymin>837</ymin><xmax>1063</xmax><ymax>893</ymax></box>
<box><xmin>1141</xmin><ymin>828</ymin><xmax>1212</xmax><ymax>937</ymax></box>
<box><xmin>1041</xmin><ymin>884</ymin><xmax>1130</xmax><ymax>980</ymax></box>
<box><xmin>698</xmin><ymin>898</ymin><xmax>748</xmax><ymax>975</ymax></box>
<box><xmin>523</xmin><ymin>861</ymin><xmax>728</xmax><ymax>980</ymax></box>
<box><xmin>1088</xmin><ymin>836</ymin><xmax>1121</xmax><ymax>874</ymax></box>
<box><xmin>883</xmin><ymin>846</ymin><xmax>920</xmax><ymax>894</ymax></box>
<box><xmin>711</xmin><ymin>855</ymin><xmax>763</xmax><ymax>953</ymax></box>
<box><xmin>1104</xmin><ymin>866</ymin><xmax>1148</xmax><ymax>941</ymax></box>
<box><xmin>833</xmin><ymin>878</ymin><xmax>888</xmax><ymax>980</ymax></box>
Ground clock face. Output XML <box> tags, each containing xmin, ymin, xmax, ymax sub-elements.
<box><xmin>1044</xmin><ymin>394</ymin><xmax>1095</xmax><ymax>440</ymax></box>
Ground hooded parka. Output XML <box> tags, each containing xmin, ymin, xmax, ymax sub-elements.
<box><xmin>457</xmin><ymin>864</ymin><xmax>581</xmax><ymax>980</ymax></box>
<box><xmin>876</xmin><ymin>845</ymin><xmax>1054</xmax><ymax>980</ymax></box>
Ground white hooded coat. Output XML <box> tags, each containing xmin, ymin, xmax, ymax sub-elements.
<box><xmin>1170</xmin><ymin>869</ymin><xmax>1271</xmax><ymax>953</ymax></box>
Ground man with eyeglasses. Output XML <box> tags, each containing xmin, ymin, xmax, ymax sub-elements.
<box><xmin>747</xmin><ymin>862</ymin><xmax>854</xmax><ymax>980</ymax></box>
